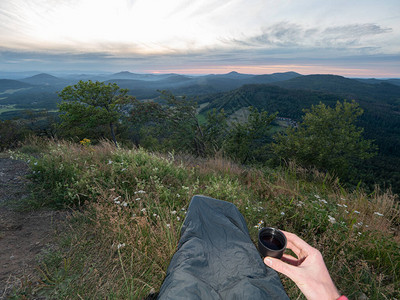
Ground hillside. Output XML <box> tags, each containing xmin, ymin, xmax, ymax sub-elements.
<box><xmin>198</xmin><ymin>81</ymin><xmax>400</xmax><ymax>192</ymax></box>
<box><xmin>8</xmin><ymin>140</ymin><xmax>400</xmax><ymax>299</ymax></box>
<box><xmin>0</xmin><ymin>79</ymin><xmax>32</xmax><ymax>92</ymax></box>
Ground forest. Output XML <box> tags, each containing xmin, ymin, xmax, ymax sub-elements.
<box><xmin>1</xmin><ymin>71</ymin><xmax>399</xmax><ymax>193</ymax></box>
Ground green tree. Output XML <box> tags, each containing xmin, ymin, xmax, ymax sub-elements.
<box><xmin>224</xmin><ymin>107</ymin><xmax>277</xmax><ymax>164</ymax></box>
<box><xmin>58</xmin><ymin>80</ymin><xmax>136</xmax><ymax>146</ymax></box>
<box><xmin>272</xmin><ymin>101</ymin><xmax>377</xmax><ymax>180</ymax></box>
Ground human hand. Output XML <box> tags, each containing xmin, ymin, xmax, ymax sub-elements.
<box><xmin>263</xmin><ymin>231</ymin><xmax>340</xmax><ymax>300</ymax></box>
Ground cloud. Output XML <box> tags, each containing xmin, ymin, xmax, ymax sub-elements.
<box><xmin>226</xmin><ymin>22</ymin><xmax>392</xmax><ymax>53</ymax></box>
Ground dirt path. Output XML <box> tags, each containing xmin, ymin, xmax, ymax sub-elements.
<box><xmin>0</xmin><ymin>155</ymin><xmax>66</xmax><ymax>298</ymax></box>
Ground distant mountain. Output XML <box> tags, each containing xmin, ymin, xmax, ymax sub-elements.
<box><xmin>20</xmin><ymin>73</ymin><xmax>65</xmax><ymax>86</ymax></box>
<box><xmin>110</xmin><ymin>71</ymin><xmax>180</xmax><ymax>81</ymax></box>
<box><xmin>0</xmin><ymin>79</ymin><xmax>32</xmax><ymax>92</ymax></box>
<box><xmin>356</xmin><ymin>78</ymin><xmax>400</xmax><ymax>87</ymax></box>
<box><xmin>272</xmin><ymin>74</ymin><xmax>400</xmax><ymax>104</ymax></box>
<box><xmin>244</xmin><ymin>72</ymin><xmax>302</xmax><ymax>84</ymax></box>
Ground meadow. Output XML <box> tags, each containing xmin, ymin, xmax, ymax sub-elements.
<box><xmin>9</xmin><ymin>139</ymin><xmax>400</xmax><ymax>299</ymax></box>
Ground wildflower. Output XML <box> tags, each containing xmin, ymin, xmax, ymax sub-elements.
<box><xmin>280</xmin><ymin>212</ymin><xmax>285</xmax><ymax>216</ymax></box>
<box><xmin>358</xmin><ymin>232</ymin><xmax>362</xmax><ymax>236</ymax></box>
<box><xmin>113</xmin><ymin>196</ymin><xmax>121</xmax><ymax>202</ymax></box>
<box><xmin>314</xmin><ymin>194</ymin><xmax>321</xmax><ymax>199</ymax></box>
<box><xmin>176</xmin><ymin>194</ymin><xmax>180</xmax><ymax>198</ymax></box>
<box><xmin>171</xmin><ymin>210</ymin><xmax>177</xmax><ymax>215</ymax></box>
<box><xmin>345</xmin><ymin>210</ymin><xmax>349</xmax><ymax>214</ymax></box>
<box><xmin>166</xmin><ymin>223</ymin><xmax>171</xmax><ymax>228</ymax></box>
<box><xmin>319</xmin><ymin>199</ymin><xmax>328</xmax><ymax>204</ymax></box>
<box><xmin>177</xmin><ymin>216</ymin><xmax>181</xmax><ymax>221</ymax></box>
<box><xmin>117</xmin><ymin>243</ymin><xmax>126</xmax><ymax>249</ymax></box>
<box><xmin>132</xmin><ymin>213</ymin><xmax>137</xmax><ymax>218</ymax></box>
<box><xmin>115</xmin><ymin>200</ymin><xmax>121</xmax><ymax>204</ymax></box>
<box><xmin>34</xmin><ymin>162</ymin><xmax>38</xmax><ymax>166</ymax></box>
<box><xmin>121</xmin><ymin>168</ymin><xmax>127</xmax><ymax>172</ymax></box>
<box><xmin>153</xmin><ymin>213</ymin><xmax>158</xmax><ymax>217</ymax></box>
<box><xmin>135</xmin><ymin>198</ymin><xmax>141</xmax><ymax>201</ymax></box>
<box><xmin>328</xmin><ymin>215</ymin><xmax>336</xmax><ymax>224</ymax></box>
<box><xmin>246</xmin><ymin>207</ymin><xmax>249</xmax><ymax>210</ymax></box>
<box><xmin>108</xmin><ymin>160</ymin><xmax>113</xmax><ymax>164</ymax></box>
<box><xmin>340</xmin><ymin>197</ymin><xmax>346</xmax><ymax>201</ymax></box>
<box><xmin>374</xmin><ymin>212</ymin><xmax>384</xmax><ymax>216</ymax></box>
<box><xmin>140</xmin><ymin>208</ymin><xmax>146</xmax><ymax>213</ymax></box>
<box><xmin>135</xmin><ymin>190</ymin><xmax>146</xmax><ymax>194</ymax></box>
<box><xmin>337</xmin><ymin>204</ymin><xmax>343</xmax><ymax>207</ymax></box>
<box><xmin>343</xmin><ymin>204</ymin><xmax>348</xmax><ymax>208</ymax></box>
<box><xmin>122</xmin><ymin>202</ymin><xmax>128</xmax><ymax>207</ymax></box>
<box><xmin>354</xmin><ymin>210</ymin><xmax>360</xmax><ymax>214</ymax></box>
<box><xmin>255</xmin><ymin>220</ymin><xmax>265</xmax><ymax>229</ymax></box>
<box><xmin>297</xmin><ymin>201</ymin><xmax>304</xmax><ymax>207</ymax></box>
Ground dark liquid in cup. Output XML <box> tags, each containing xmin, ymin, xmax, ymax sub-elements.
<box><xmin>260</xmin><ymin>235</ymin><xmax>283</xmax><ymax>250</ymax></box>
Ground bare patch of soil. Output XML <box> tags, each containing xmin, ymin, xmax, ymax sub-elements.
<box><xmin>0</xmin><ymin>156</ymin><xmax>66</xmax><ymax>298</ymax></box>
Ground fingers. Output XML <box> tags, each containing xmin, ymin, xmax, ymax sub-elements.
<box><xmin>264</xmin><ymin>257</ymin><xmax>297</xmax><ymax>280</ymax></box>
<box><xmin>282</xmin><ymin>231</ymin><xmax>313</xmax><ymax>257</ymax></box>
<box><xmin>281</xmin><ymin>254</ymin><xmax>302</xmax><ymax>266</ymax></box>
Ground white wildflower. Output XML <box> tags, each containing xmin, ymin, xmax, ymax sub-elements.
<box><xmin>121</xmin><ymin>168</ymin><xmax>127</xmax><ymax>172</ymax></box>
<box><xmin>314</xmin><ymin>194</ymin><xmax>321</xmax><ymax>199</ymax></box>
<box><xmin>280</xmin><ymin>211</ymin><xmax>285</xmax><ymax>216</ymax></box>
<box><xmin>108</xmin><ymin>160</ymin><xmax>113</xmax><ymax>164</ymax></box>
<box><xmin>135</xmin><ymin>190</ymin><xmax>146</xmax><ymax>194</ymax></box>
<box><xmin>115</xmin><ymin>200</ymin><xmax>121</xmax><ymax>205</ymax></box>
<box><xmin>341</xmin><ymin>197</ymin><xmax>346</xmax><ymax>201</ymax></box>
<box><xmin>117</xmin><ymin>243</ymin><xmax>126</xmax><ymax>249</ymax></box>
<box><xmin>358</xmin><ymin>232</ymin><xmax>362</xmax><ymax>236</ymax></box>
<box><xmin>176</xmin><ymin>194</ymin><xmax>180</xmax><ymax>198</ymax></box>
<box><xmin>343</xmin><ymin>204</ymin><xmax>348</xmax><ymax>208</ymax></box>
<box><xmin>337</xmin><ymin>204</ymin><xmax>343</xmax><ymax>207</ymax></box>
<box><xmin>113</xmin><ymin>196</ymin><xmax>121</xmax><ymax>202</ymax></box>
<box><xmin>34</xmin><ymin>162</ymin><xmax>38</xmax><ymax>166</ymax></box>
<box><xmin>374</xmin><ymin>212</ymin><xmax>384</xmax><ymax>217</ymax></box>
<box><xmin>328</xmin><ymin>215</ymin><xmax>336</xmax><ymax>224</ymax></box>
<box><xmin>171</xmin><ymin>210</ymin><xmax>177</xmax><ymax>215</ymax></box>
<box><xmin>320</xmin><ymin>199</ymin><xmax>328</xmax><ymax>204</ymax></box>
<box><xmin>141</xmin><ymin>208</ymin><xmax>146</xmax><ymax>213</ymax></box>
<box><xmin>122</xmin><ymin>202</ymin><xmax>128</xmax><ymax>207</ymax></box>
<box><xmin>153</xmin><ymin>213</ymin><xmax>158</xmax><ymax>217</ymax></box>
<box><xmin>132</xmin><ymin>213</ymin><xmax>137</xmax><ymax>218</ymax></box>
<box><xmin>177</xmin><ymin>216</ymin><xmax>181</xmax><ymax>221</ymax></box>
<box><xmin>354</xmin><ymin>210</ymin><xmax>360</xmax><ymax>214</ymax></box>
<box><xmin>135</xmin><ymin>198</ymin><xmax>141</xmax><ymax>201</ymax></box>
<box><xmin>166</xmin><ymin>223</ymin><xmax>171</xmax><ymax>228</ymax></box>
<box><xmin>345</xmin><ymin>210</ymin><xmax>349</xmax><ymax>214</ymax></box>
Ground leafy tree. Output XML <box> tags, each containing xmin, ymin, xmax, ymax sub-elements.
<box><xmin>58</xmin><ymin>80</ymin><xmax>136</xmax><ymax>146</ymax></box>
<box><xmin>272</xmin><ymin>101</ymin><xmax>377</xmax><ymax>180</ymax></box>
<box><xmin>224</xmin><ymin>107</ymin><xmax>277</xmax><ymax>164</ymax></box>
<box><xmin>0</xmin><ymin>120</ymin><xmax>31</xmax><ymax>150</ymax></box>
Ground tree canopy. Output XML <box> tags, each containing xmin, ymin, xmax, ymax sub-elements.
<box><xmin>58</xmin><ymin>80</ymin><xmax>136</xmax><ymax>146</ymax></box>
<box><xmin>272</xmin><ymin>101</ymin><xmax>377</xmax><ymax>180</ymax></box>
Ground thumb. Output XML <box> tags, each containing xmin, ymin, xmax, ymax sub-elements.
<box><xmin>264</xmin><ymin>257</ymin><xmax>297</xmax><ymax>279</ymax></box>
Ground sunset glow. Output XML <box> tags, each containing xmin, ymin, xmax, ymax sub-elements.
<box><xmin>0</xmin><ymin>0</ymin><xmax>399</xmax><ymax>77</ymax></box>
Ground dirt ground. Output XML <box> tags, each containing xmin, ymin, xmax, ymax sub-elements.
<box><xmin>0</xmin><ymin>156</ymin><xmax>66</xmax><ymax>298</ymax></box>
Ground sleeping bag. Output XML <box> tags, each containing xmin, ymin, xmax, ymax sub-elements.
<box><xmin>158</xmin><ymin>195</ymin><xmax>289</xmax><ymax>299</ymax></box>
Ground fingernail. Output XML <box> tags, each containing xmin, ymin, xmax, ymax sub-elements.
<box><xmin>264</xmin><ymin>258</ymin><xmax>273</xmax><ymax>266</ymax></box>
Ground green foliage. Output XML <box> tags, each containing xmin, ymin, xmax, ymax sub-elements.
<box><xmin>0</xmin><ymin>119</ymin><xmax>31</xmax><ymax>150</ymax></box>
<box><xmin>224</xmin><ymin>107</ymin><xmax>277</xmax><ymax>164</ymax></box>
<box><xmin>58</xmin><ymin>80</ymin><xmax>136</xmax><ymax>146</ymax></box>
<box><xmin>272</xmin><ymin>101</ymin><xmax>377</xmax><ymax>180</ymax></box>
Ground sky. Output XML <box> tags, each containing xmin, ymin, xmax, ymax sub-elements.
<box><xmin>0</xmin><ymin>0</ymin><xmax>399</xmax><ymax>77</ymax></box>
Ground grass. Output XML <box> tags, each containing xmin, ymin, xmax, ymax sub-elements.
<box><xmin>9</xmin><ymin>139</ymin><xmax>400</xmax><ymax>299</ymax></box>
